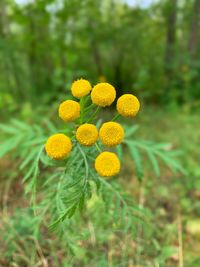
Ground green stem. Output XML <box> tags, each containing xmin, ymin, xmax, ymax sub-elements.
<box><xmin>80</xmin><ymin>96</ymin><xmax>87</xmax><ymax>124</ymax></box>
<box><xmin>112</xmin><ymin>113</ymin><xmax>120</xmax><ymax>121</ymax></box>
<box><xmin>84</xmin><ymin>103</ymin><xmax>95</xmax><ymax>113</ymax></box>
<box><xmin>86</xmin><ymin>106</ymin><xmax>100</xmax><ymax>123</ymax></box>
<box><xmin>31</xmin><ymin>145</ymin><xmax>44</xmax><ymax>215</ymax></box>
<box><xmin>95</xmin><ymin>143</ymin><xmax>102</xmax><ymax>153</ymax></box>
<box><xmin>80</xmin><ymin>97</ymin><xmax>86</xmax><ymax>124</ymax></box>
<box><xmin>77</xmin><ymin>144</ymin><xmax>89</xmax><ymax>182</ymax></box>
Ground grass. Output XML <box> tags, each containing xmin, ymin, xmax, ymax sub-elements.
<box><xmin>0</xmin><ymin>107</ymin><xmax>200</xmax><ymax>267</ymax></box>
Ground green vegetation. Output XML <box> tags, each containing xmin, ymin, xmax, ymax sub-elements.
<box><xmin>1</xmin><ymin>109</ymin><xmax>200</xmax><ymax>266</ymax></box>
<box><xmin>0</xmin><ymin>0</ymin><xmax>200</xmax><ymax>266</ymax></box>
<box><xmin>1</xmin><ymin>0</ymin><xmax>200</xmax><ymax>107</ymax></box>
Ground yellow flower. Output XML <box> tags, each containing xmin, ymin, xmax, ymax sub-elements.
<box><xmin>76</xmin><ymin>123</ymin><xmax>98</xmax><ymax>146</ymax></box>
<box><xmin>91</xmin><ymin>82</ymin><xmax>116</xmax><ymax>107</ymax></box>
<box><xmin>95</xmin><ymin>152</ymin><xmax>120</xmax><ymax>177</ymax></box>
<box><xmin>45</xmin><ymin>134</ymin><xmax>72</xmax><ymax>160</ymax></box>
<box><xmin>71</xmin><ymin>78</ymin><xmax>92</xmax><ymax>98</ymax></box>
<box><xmin>117</xmin><ymin>94</ymin><xmax>140</xmax><ymax>117</ymax></box>
<box><xmin>59</xmin><ymin>100</ymin><xmax>80</xmax><ymax>122</ymax></box>
<box><xmin>99</xmin><ymin>122</ymin><xmax>124</xmax><ymax>147</ymax></box>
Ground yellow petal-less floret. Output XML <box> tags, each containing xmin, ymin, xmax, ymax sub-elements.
<box><xmin>117</xmin><ymin>94</ymin><xmax>140</xmax><ymax>117</ymax></box>
<box><xmin>99</xmin><ymin>122</ymin><xmax>124</xmax><ymax>147</ymax></box>
<box><xmin>59</xmin><ymin>100</ymin><xmax>80</xmax><ymax>122</ymax></box>
<box><xmin>71</xmin><ymin>78</ymin><xmax>92</xmax><ymax>98</ymax></box>
<box><xmin>95</xmin><ymin>152</ymin><xmax>120</xmax><ymax>177</ymax></box>
<box><xmin>45</xmin><ymin>134</ymin><xmax>72</xmax><ymax>160</ymax></box>
<box><xmin>76</xmin><ymin>123</ymin><xmax>98</xmax><ymax>146</ymax></box>
<box><xmin>91</xmin><ymin>82</ymin><xmax>116</xmax><ymax>107</ymax></box>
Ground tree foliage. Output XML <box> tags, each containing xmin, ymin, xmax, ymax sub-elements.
<box><xmin>1</xmin><ymin>0</ymin><xmax>200</xmax><ymax>108</ymax></box>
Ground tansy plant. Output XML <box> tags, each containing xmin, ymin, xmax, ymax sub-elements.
<box><xmin>0</xmin><ymin>79</ymin><xmax>185</xmax><ymax>229</ymax></box>
<box><xmin>45</xmin><ymin>80</ymin><xmax>139</xmax><ymax>178</ymax></box>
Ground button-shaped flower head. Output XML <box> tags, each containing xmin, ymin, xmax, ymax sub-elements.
<box><xmin>117</xmin><ymin>94</ymin><xmax>140</xmax><ymax>117</ymax></box>
<box><xmin>45</xmin><ymin>134</ymin><xmax>72</xmax><ymax>160</ymax></box>
<box><xmin>76</xmin><ymin>123</ymin><xmax>98</xmax><ymax>146</ymax></box>
<box><xmin>71</xmin><ymin>78</ymin><xmax>92</xmax><ymax>98</ymax></box>
<box><xmin>59</xmin><ymin>100</ymin><xmax>80</xmax><ymax>122</ymax></box>
<box><xmin>95</xmin><ymin>152</ymin><xmax>120</xmax><ymax>177</ymax></box>
<box><xmin>99</xmin><ymin>122</ymin><xmax>124</xmax><ymax>147</ymax></box>
<box><xmin>91</xmin><ymin>82</ymin><xmax>116</xmax><ymax>107</ymax></box>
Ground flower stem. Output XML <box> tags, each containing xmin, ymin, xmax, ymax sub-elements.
<box><xmin>86</xmin><ymin>106</ymin><xmax>100</xmax><ymax>123</ymax></box>
<box><xmin>80</xmin><ymin>97</ymin><xmax>86</xmax><ymax>124</ymax></box>
<box><xmin>95</xmin><ymin>143</ymin><xmax>102</xmax><ymax>153</ymax></box>
<box><xmin>112</xmin><ymin>113</ymin><xmax>120</xmax><ymax>121</ymax></box>
<box><xmin>84</xmin><ymin>103</ymin><xmax>95</xmax><ymax>114</ymax></box>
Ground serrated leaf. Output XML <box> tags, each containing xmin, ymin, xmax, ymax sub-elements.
<box><xmin>147</xmin><ymin>150</ymin><xmax>160</xmax><ymax>177</ymax></box>
<box><xmin>78</xmin><ymin>194</ymin><xmax>85</xmax><ymax>211</ymax></box>
<box><xmin>0</xmin><ymin>136</ymin><xmax>23</xmax><ymax>157</ymax></box>
<box><xmin>0</xmin><ymin>124</ymin><xmax>17</xmax><ymax>134</ymax></box>
<box><xmin>23</xmin><ymin>137</ymin><xmax>46</xmax><ymax>147</ymax></box>
<box><xmin>124</xmin><ymin>124</ymin><xmax>139</xmax><ymax>138</ymax></box>
<box><xmin>43</xmin><ymin>172</ymin><xmax>61</xmax><ymax>187</ymax></box>
<box><xmin>11</xmin><ymin>119</ymin><xmax>30</xmax><ymax>130</ymax></box>
<box><xmin>93</xmin><ymin>176</ymin><xmax>101</xmax><ymax>193</ymax></box>
<box><xmin>128</xmin><ymin>144</ymin><xmax>144</xmax><ymax>180</ymax></box>
<box><xmin>20</xmin><ymin>150</ymin><xmax>38</xmax><ymax>170</ymax></box>
<box><xmin>43</xmin><ymin>118</ymin><xmax>58</xmax><ymax>133</ymax></box>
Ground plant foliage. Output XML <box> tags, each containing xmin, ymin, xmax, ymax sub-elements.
<box><xmin>0</xmin><ymin>118</ymin><xmax>185</xmax><ymax>231</ymax></box>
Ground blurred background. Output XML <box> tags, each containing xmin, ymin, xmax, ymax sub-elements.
<box><xmin>1</xmin><ymin>0</ymin><xmax>200</xmax><ymax>110</ymax></box>
<box><xmin>0</xmin><ymin>0</ymin><xmax>200</xmax><ymax>266</ymax></box>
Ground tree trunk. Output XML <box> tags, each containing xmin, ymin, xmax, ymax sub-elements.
<box><xmin>188</xmin><ymin>0</ymin><xmax>200</xmax><ymax>59</ymax></box>
<box><xmin>91</xmin><ymin>37</ymin><xmax>102</xmax><ymax>77</ymax></box>
<box><xmin>164</xmin><ymin>0</ymin><xmax>177</xmax><ymax>78</ymax></box>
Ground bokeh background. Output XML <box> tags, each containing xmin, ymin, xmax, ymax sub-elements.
<box><xmin>1</xmin><ymin>0</ymin><xmax>200</xmax><ymax>109</ymax></box>
<box><xmin>0</xmin><ymin>0</ymin><xmax>200</xmax><ymax>266</ymax></box>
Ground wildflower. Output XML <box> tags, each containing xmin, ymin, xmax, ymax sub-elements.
<box><xmin>59</xmin><ymin>100</ymin><xmax>80</xmax><ymax>122</ymax></box>
<box><xmin>99</xmin><ymin>122</ymin><xmax>124</xmax><ymax>147</ymax></box>
<box><xmin>71</xmin><ymin>78</ymin><xmax>92</xmax><ymax>98</ymax></box>
<box><xmin>45</xmin><ymin>134</ymin><xmax>72</xmax><ymax>160</ymax></box>
<box><xmin>91</xmin><ymin>82</ymin><xmax>116</xmax><ymax>107</ymax></box>
<box><xmin>76</xmin><ymin>123</ymin><xmax>98</xmax><ymax>146</ymax></box>
<box><xmin>117</xmin><ymin>94</ymin><xmax>140</xmax><ymax>117</ymax></box>
<box><xmin>95</xmin><ymin>152</ymin><xmax>120</xmax><ymax>177</ymax></box>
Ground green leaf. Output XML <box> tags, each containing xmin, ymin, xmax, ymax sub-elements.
<box><xmin>43</xmin><ymin>118</ymin><xmax>58</xmax><ymax>133</ymax></box>
<box><xmin>67</xmin><ymin>205</ymin><xmax>77</xmax><ymax>219</ymax></box>
<box><xmin>124</xmin><ymin>124</ymin><xmax>139</xmax><ymax>138</ymax></box>
<box><xmin>0</xmin><ymin>123</ymin><xmax>17</xmax><ymax>134</ymax></box>
<box><xmin>78</xmin><ymin>194</ymin><xmax>85</xmax><ymax>211</ymax></box>
<box><xmin>128</xmin><ymin>143</ymin><xmax>144</xmax><ymax>180</ymax></box>
<box><xmin>11</xmin><ymin>119</ymin><xmax>30</xmax><ymax>130</ymax></box>
<box><xmin>20</xmin><ymin>150</ymin><xmax>38</xmax><ymax>170</ymax></box>
<box><xmin>0</xmin><ymin>136</ymin><xmax>23</xmax><ymax>157</ymax></box>
<box><xmin>147</xmin><ymin>150</ymin><xmax>160</xmax><ymax>177</ymax></box>
<box><xmin>116</xmin><ymin>144</ymin><xmax>123</xmax><ymax>160</ymax></box>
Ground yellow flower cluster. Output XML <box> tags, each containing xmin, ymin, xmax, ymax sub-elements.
<box><xmin>45</xmin><ymin>78</ymin><xmax>140</xmax><ymax>177</ymax></box>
